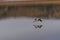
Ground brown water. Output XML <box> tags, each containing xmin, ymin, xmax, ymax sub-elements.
<box><xmin>0</xmin><ymin>17</ymin><xmax>60</xmax><ymax>40</ymax></box>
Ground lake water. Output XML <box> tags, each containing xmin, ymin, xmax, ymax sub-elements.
<box><xmin>0</xmin><ymin>17</ymin><xmax>60</xmax><ymax>40</ymax></box>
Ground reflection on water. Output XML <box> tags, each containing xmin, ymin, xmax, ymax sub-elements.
<box><xmin>33</xmin><ymin>25</ymin><xmax>43</xmax><ymax>29</ymax></box>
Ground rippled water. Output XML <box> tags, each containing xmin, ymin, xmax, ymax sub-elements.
<box><xmin>0</xmin><ymin>17</ymin><xmax>60</xmax><ymax>40</ymax></box>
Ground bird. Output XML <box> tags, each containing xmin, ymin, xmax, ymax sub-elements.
<box><xmin>33</xmin><ymin>17</ymin><xmax>42</xmax><ymax>22</ymax></box>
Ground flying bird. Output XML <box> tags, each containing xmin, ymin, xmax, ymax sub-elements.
<box><xmin>33</xmin><ymin>18</ymin><xmax>42</xmax><ymax>22</ymax></box>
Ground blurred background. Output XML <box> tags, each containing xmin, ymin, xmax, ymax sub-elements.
<box><xmin>0</xmin><ymin>0</ymin><xmax>60</xmax><ymax>19</ymax></box>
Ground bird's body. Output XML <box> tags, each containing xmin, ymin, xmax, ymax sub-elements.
<box><xmin>33</xmin><ymin>18</ymin><xmax>42</xmax><ymax>22</ymax></box>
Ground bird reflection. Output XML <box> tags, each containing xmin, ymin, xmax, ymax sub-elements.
<box><xmin>33</xmin><ymin>25</ymin><xmax>43</xmax><ymax>29</ymax></box>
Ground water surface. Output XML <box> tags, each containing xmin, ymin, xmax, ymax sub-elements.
<box><xmin>0</xmin><ymin>17</ymin><xmax>60</xmax><ymax>40</ymax></box>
